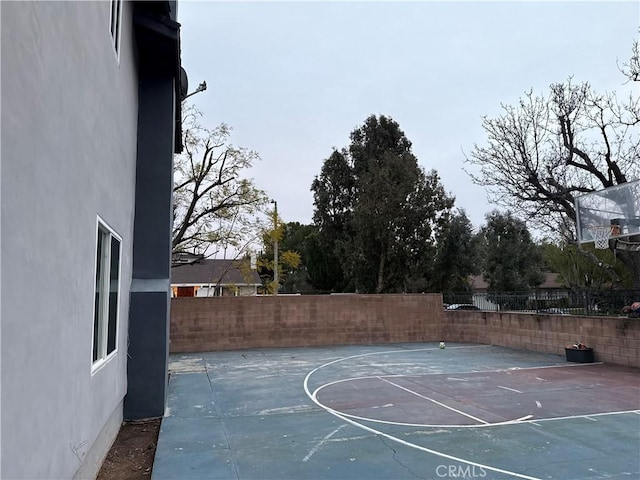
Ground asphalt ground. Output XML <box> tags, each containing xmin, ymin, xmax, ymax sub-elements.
<box><xmin>152</xmin><ymin>343</ymin><xmax>640</xmax><ymax>480</ymax></box>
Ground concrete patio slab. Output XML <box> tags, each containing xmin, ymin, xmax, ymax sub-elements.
<box><xmin>152</xmin><ymin>343</ymin><xmax>640</xmax><ymax>480</ymax></box>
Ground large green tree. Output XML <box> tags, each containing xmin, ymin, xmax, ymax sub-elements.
<box><xmin>311</xmin><ymin>115</ymin><xmax>454</xmax><ymax>293</ymax></box>
<box><xmin>541</xmin><ymin>241</ymin><xmax>633</xmax><ymax>290</ymax></box>
<box><xmin>309</xmin><ymin>150</ymin><xmax>354</xmax><ymax>291</ymax></box>
<box><xmin>480</xmin><ymin>211</ymin><xmax>545</xmax><ymax>292</ymax></box>
<box><xmin>256</xmin><ymin>209</ymin><xmax>301</xmax><ymax>294</ymax></box>
<box><xmin>277</xmin><ymin>222</ymin><xmax>317</xmax><ymax>294</ymax></box>
<box><xmin>432</xmin><ymin>210</ymin><xmax>481</xmax><ymax>292</ymax></box>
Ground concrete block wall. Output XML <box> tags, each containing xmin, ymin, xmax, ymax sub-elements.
<box><xmin>444</xmin><ymin>311</ymin><xmax>640</xmax><ymax>368</ymax></box>
<box><xmin>170</xmin><ymin>296</ymin><xmax>639</xmax><ymax>368</ymax></box>
<box><xmin>170</xmin><ymin>294</ymin><xmax>445</xmax><ymax>352</ymax></box>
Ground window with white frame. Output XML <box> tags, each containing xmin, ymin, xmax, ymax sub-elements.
<box><xmin>109</xmin><ymin>0</ymin><xmax>123</xmax><ymax>56</ymax></box>
<box><xmin>92</xmin><ymin>220</ymin><xmax>121</xmax><ymax>369</ymax></box>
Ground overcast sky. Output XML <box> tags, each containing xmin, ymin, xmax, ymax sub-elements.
<box><xmin>178</xmin><ymin>0</ymin><xmax>638</xmax><ymax>230</ymax></box>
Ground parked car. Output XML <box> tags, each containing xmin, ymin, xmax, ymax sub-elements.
<box><xmin>446</xmin><ymin>304</ymin><xmax>480</xmax><ymax>311</ymax></box>
<box><xmin>538</xmin><ymin>308</ymin><xmax>569</xmax><ymax>315</ymax></box>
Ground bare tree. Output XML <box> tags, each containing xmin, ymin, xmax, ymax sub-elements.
<box><xmin>618</xmin><ymin>35</ymin><xmax>639</xmax><ymax>82</ymax></box>
<box><xmin>465</xmin><ymin>41</ymin><xmax>640</xmax><ymax>286</ymax></box>
<box><xmin>465</xmin><ymin>78</ymin><xmax>639</xmax><ymax>238</ymax></box>
<box><xmin>173</xmin><ymin>104</ymin><xmax>268</xmax><ymax>256</ymax></box>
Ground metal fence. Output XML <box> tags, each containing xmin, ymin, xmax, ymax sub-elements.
<box><xmin>443</xmin><ymin>289</ymin><xmax>640</xmax><ymax>316</ymax></box>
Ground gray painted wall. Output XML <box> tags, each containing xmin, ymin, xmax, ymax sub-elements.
<box><xmin>1</xmin><ymin>2</ymin><xmax>138</xmax><ymax>478</ymax></box>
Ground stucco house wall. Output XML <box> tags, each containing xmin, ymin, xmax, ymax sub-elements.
<box><xmin>1</xmin><ymin>2</ymin><xmax>139</xmax><ymax>478</ymax></box>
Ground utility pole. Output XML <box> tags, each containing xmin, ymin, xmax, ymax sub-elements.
<box><xmin>271</xmin><ymin>200</ymin><xmax>279</xmax><ymax>295</ymax></box>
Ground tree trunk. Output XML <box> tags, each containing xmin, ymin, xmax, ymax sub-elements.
<box><xmin>574</xmin><ymin>243</ymin><xmax>622</xmax><ymax>287</ymax></box>
<box><xmin>376</xmin><ymin>250</ymin><xmax>385</xmax><ymax>294</ymax></box>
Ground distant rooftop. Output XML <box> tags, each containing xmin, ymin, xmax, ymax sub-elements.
<box><xmin>468</xmin><ymin>273</ymin><xmax>564</xmax><ymax>292</ymax></box>
<box><xmin>171</xmin><ymin>257</ymin><xmax>261</xmax><ymax>286</ymax></box>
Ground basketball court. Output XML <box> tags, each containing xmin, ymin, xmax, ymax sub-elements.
<box><xmin>152</xmin><ymin>343</ymin><xmax>639</xmax><ymax>479</ymax></box>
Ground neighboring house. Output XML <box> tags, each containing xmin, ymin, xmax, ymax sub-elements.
<box><xmin>467</xmin><ymin>273</ymin><xmax>568</xmax><ymax>310</ymax></box>
<box><xmin>468</xmin><ymin>273</ymin><xmax>565</xmax><ymax>294</ymax></box>
<box><xmin>535</xmin><ymin>272</ymin><xmax>569</xmax><ymax>299</ymax></box>
<box><xmin>172</xmin><ymin>256</ymin><xmax>262</xmax><ymax>297</ymax></box>
<box><xmin>1</xmin><ymin>2</ymin><xmax>182</xmax><ymax>479</ymax></box>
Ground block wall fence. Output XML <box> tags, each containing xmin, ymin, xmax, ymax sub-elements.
<box><xmin>170</xmin><ymin>295</ymin><xmax>640</xmax><ymax>368</ymax></box>
<box><xmin>443</xmin><ymin>310</ymin><xmax>639</xmax><ymax>367</ymax></box>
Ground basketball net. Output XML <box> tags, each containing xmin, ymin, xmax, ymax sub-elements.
<box><xmin>588</xmin><ymin>226</ymin><xmax>613</xmax><ymax>250</ymax></box>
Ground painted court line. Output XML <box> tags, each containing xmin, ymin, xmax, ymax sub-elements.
<box><xmin>497</xmin><ymin>385</ymin><xmax>523</xmax><ymax>393</ymax></box>
<box><xmin>303</xmin><ymin>346</ymin><xmax>637</xmax><ymax>480</ymax></box>
<box><xmin>305</xmin><ymin>382</ymin><xmax>542</xmax><ymax>480</ymax></box>
<box><xmin>312</xmin><ymin>406</ymin><xmax>533</xmax><ymax>429</ymax></box>
<box><xmin>309</xmin><ymin>358</ymin><xmax>601</xmax><ymax>396</ymax></box>
<box><xmin>377</xmin><ymin>376</ymin><xmax>490</xmax><ymax>425</ymax></box>
<box><xmin>303</xmin><ymin>346</ymin><xmax>545</xmax><ymax>480</ymax></box>
<box><xmin>311</xmin><ymin>371</ymin><xmax>637</xmax><ymax>429</ymax></box>
<box><xmin>302</xmin><ymin>424</ymin><xmax>348</xmax><ymax>462</ymax></box>
<box><xmin>313</xmin><ymin>391</ymin><xmax>638</xmax><ymax>429</ymax></box>
<box><xmin>505</xmin><ymin>362</ymin><xmax>603</xmax><ymax>371</ymax></box>
<box><xmin>314</xmin><ymin>375</ymin><xmax>405</xmax><ymax>391</ymax></box>
<box><xmin>370</xmin><ymin>403</ymin><xmax>394</xmax><ymax>409</ymax></box>
<box><xmin>333</xmin><ymin>409</ymin><xmax>542</xmax><ymax>480</ymax></box>
<box><xmin>304</xmin><ymin>344</ymin><xmax>494</xmax><ymax>377</ymax></box>
<box><xmin>530</xmin><ymin>409</ymin><xmax>640</xmax><ymax>424</ymax></box>
<box><xmin>312</xmin><ymin>376</ymin><xmax>526</xmax><ymax>428</ymax></box>
<box><xmin>310</xmin><ymin>362</ymin><xmax>598</xmax><ymax>393</ymax></box>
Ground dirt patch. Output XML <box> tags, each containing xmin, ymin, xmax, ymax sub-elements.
<box><xmin>97</xmin><ymin>418</ymin><xmax>161</xmax><ymax>480</ymax></box>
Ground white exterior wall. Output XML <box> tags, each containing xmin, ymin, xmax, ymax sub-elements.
<box><xmin>1</xmin><ymin>2</ymin><xmax>138</xmax><ymax>478</ymax></box>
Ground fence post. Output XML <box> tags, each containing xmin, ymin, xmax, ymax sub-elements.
<box><xmin>585</xmin><ymin>290</ymin><xmax>591</xmax><ymax>316</ymax></box>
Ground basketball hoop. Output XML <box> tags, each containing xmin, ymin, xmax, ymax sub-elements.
<box><xmin>588</xmin><ymin>226</ymin><xmax>613</xmax><ymax>250</ymax></box>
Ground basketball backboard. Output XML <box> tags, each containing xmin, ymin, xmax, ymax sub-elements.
<box><xmin>575</xmin><ymin>179</ymin><xmax>640</xmax><ymax>245</ymax></box>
